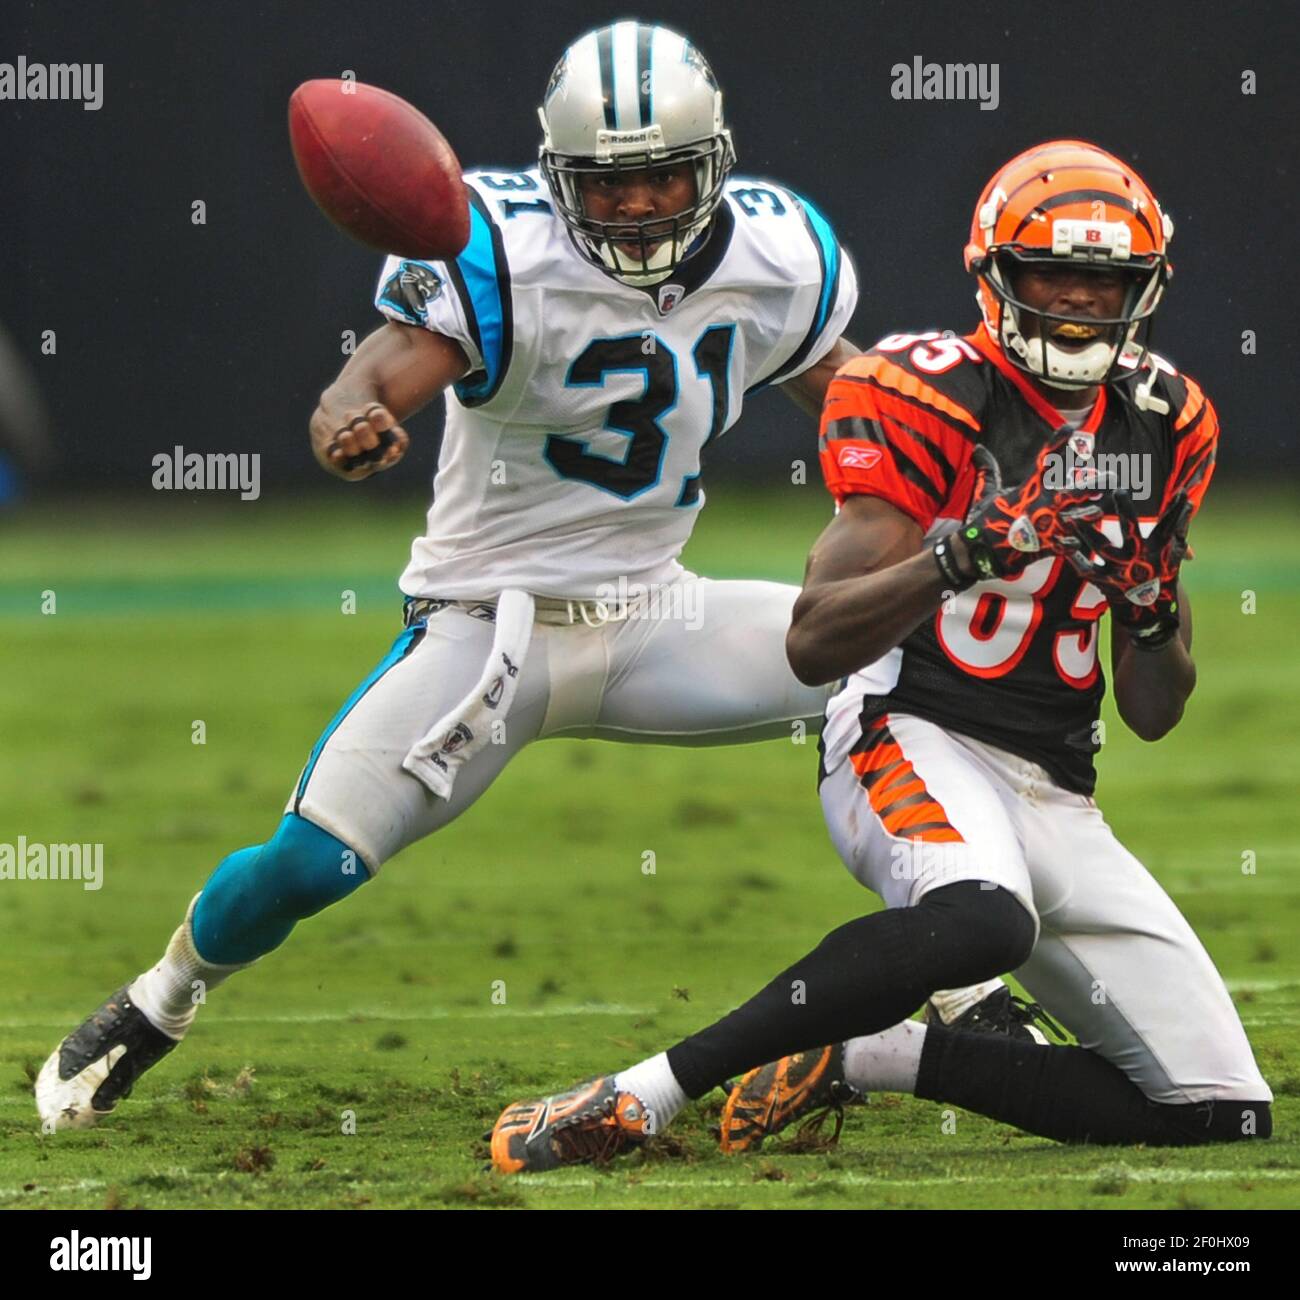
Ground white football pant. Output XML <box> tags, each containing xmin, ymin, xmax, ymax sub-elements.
<box><xmin>819</xmin><ymin>710</ymin><xmax>1271</xmax><ymax>1105</ymax></box>
<box><xmin>290</xmin><ymin>574</ymin><xmax>827</xmax><ymax>871</ymax></box>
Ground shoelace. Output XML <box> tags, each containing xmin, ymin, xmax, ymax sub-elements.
<box><xmin>786</xmin><ymin>1101</ymin><xmax>847</xmax><ymax>1152</ymax></box>
<box><xmin>551</xmin><ymin>1098</ymin><xmax>637</xmax><ymax>1165</ymax></box>
<box><xmin>1009</xmin><ymin>994</ymin><xmax>1067</xmax><ymax>1043</ymax></box>
<box><xmin>780</xmin><ymin>1080</ymin><xmax>863</xmax><ymax>1153</ymax></box>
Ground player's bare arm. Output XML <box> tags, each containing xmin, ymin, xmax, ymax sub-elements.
<box><xmin>310</xmin><ymin>322</ymin><xmax>469</xmax><ymax>480</ymax></box>
<box><xmin>787</xmin><ymin>495</ymin><xmax>950</xmax><ymax>685</ymax></box>
<box><xmin>1110</xmin><ymin>581</ymin><xmax>1196</xmax><ymax>741</ymax></box>
<box><xmin>780</xmin><ymin>335</ymin><xmax>861</xmax><ymax>415</ymax></box>
<box><xmin>787</xmin><ymin>418</ymin><xmax>1106</xmax><ymax>687</ymax></box>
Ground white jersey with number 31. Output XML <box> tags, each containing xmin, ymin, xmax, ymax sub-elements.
<box><xmin>374</xmin><ymin>168</ymin><xmax>857</xmax><ymax>599</ymax></box>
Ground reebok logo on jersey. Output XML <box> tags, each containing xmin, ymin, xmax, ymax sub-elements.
<box><xmin>838</xmin><ymin>445</ymin><xmax>883</xmax><ymax>471</ymax></box>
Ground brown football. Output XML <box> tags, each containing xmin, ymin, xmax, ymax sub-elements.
<box><xmin>288</xmin><ymin>78</ymin><xmax>470</xmax><ymax>260</ymax></box>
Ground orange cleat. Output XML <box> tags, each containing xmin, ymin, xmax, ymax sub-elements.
<box><xmin>490</xmin><ymin>1075</ymin><xmax>652</xmax><ymax>1173</ymax></box>
<box><xmin>720</xmin><ymin>1044</ymin><xmax>862</xmax><ymax>1154</ymax></box>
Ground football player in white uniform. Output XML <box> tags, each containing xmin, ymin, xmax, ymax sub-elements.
<box><xmin>34</xmin><ymin>21</ymin><xmax>844</xmax><ymax>1129</ymax></box>
<box><xmin>36</xmin><ymin>23</ymin><xmax>1020</xmax><ymax>1131</ymax></box>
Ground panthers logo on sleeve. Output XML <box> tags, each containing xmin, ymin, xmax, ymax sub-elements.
<box><xmin>377</xmin><ymin>262</ymin><xmax>444</xmax><ymax>327</ymax></box>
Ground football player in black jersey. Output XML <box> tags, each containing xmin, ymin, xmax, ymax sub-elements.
<box><xmin>488</xmin><ymin>141</ymin><xmax>1271</xmax><ymax>1173</ymax></box>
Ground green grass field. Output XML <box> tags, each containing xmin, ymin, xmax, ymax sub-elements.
<box><xmin>2</xmin><ymin>483</ymin><xmax>1298</xmax><ymax>1209</ymax></box>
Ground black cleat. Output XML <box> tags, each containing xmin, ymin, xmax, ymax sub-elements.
<box><xmin>926</xmin><ymin>987</ymin><xmax>1063</xmax><ymax>1044</ymax></box>
<box><xmin>36</xmin><ymin>985</ymin><xmax>181</xmax><ymax>1130</ymax></box>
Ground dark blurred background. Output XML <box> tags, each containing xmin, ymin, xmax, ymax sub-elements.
<box><xmin>1</xmin><ymin>0</ymin><xmax>1296</xmax><ymax>501</ymax></box>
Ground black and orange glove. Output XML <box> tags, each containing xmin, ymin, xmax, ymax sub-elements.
<box><xmin>957</xmin><ymin>429</ymin><xmax>1112</xmax><ymax>583</ymax></box>
<box><xmin>1058</xmin><ymin>490</ymin><xmax>1193</xmax><ymax>651</ymax></box>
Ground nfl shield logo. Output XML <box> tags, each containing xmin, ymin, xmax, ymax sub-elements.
<box><xmin>1008</xmin><ymin>514</ymin><xmax>1041</xmax><ymax>553</ymax></box>
<box><xmin>1069</xmin><ymin>431</ymin><xmax>1095</xmax><ymax>462</ymax></box>
<box><xmin>657</xmin><ymin>284</ymin><xmax>684</xmax><ymax>315</ymax></box>
<box><xmin>440</xmin><ymin>722</ymin><xmax>473</xmax><ymax>755</ymax></box>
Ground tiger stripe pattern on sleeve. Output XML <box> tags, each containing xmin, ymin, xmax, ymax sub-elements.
<box><xmin>818</xmin><ymin>346</ymin><xmax>983</xmax><ymax>528</ymax></box>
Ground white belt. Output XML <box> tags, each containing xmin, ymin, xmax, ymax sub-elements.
<box><xmin>407</xmin><ymin>591</ymin><xmax>654</xmax><ymax>628</ymax></box>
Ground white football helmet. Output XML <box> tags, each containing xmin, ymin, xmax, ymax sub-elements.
<box><xmin>538</xmin><ymin>22</ymin><xmax>736</xmax><ymax>287</ymax></box>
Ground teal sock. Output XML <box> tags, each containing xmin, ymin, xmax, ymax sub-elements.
<box><xmin>193</xmin><ymin>814</ymin><xmax>367</xmax><ymax>964</ymax></box>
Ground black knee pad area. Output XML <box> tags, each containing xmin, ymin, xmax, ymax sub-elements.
<box><xmin>905</xmin><ymin>880</ymin><xmax>1037</xmax><ymax>987</ymax></box>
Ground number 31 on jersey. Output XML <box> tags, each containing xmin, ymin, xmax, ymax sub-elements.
<box><xmin>544</xmin><ymin>326</ymin><xmax>735</xmax><ymax>503</ymax></box>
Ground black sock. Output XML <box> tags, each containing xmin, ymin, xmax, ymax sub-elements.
<box><xmin>666</xmin><ymin>881</ymin><xmax>1035</xmax><ymax>1099</ymax></box>
<box><xmin>916</xmin><ymin>1024</ymin><xmax>1272</xmax><ymax>1145</ymax></box>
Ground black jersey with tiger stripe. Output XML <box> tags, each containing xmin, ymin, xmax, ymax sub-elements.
<box><xmin>818</xmin><ymin>325</ymin><xmax>1219</xmax><ymax>794</ymax></box>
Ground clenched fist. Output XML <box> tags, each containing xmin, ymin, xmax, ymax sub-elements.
<box><xmin>310</xmin><ymin>396</ymin><xmax>410</xmax><ymax>481</ymax></box>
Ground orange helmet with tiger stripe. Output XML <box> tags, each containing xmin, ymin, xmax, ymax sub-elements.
<box><xmin>964</xmin><ymin>140</ymin><xmax>1173</xmax><ymax>389</ymax></box>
